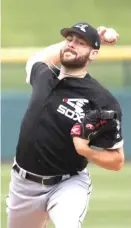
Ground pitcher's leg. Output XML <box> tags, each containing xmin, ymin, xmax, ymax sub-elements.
<box><xmin>7</xmin><ymin>210</ymin><xmax>49</xmax><ymax>228</ymax></box>
<box><xmin>47</xmin><ymin>173</ymin><xmax>92</xmax><ymax>228</ymax></box>
<box><xmin>6</xmin><ymin>170</ymin><xmax>50</xmax><ymax>228</ymax></box>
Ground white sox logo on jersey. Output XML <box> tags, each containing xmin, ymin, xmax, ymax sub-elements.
<box><xmin>57</xmin><ymin>98</ymin><xmax>89</xmax><ymax>123</ymax></box>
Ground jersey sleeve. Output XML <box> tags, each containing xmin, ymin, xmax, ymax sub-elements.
<box><xmin>25</xmin><ymin>58</ymin><xmax>48</xmax><ymax>86</ymax></box>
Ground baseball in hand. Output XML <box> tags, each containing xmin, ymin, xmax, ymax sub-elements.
<box><xmin>104</xmin><ymin>28</ymin><xmax>117</xmax><ymax>42</ymax></box>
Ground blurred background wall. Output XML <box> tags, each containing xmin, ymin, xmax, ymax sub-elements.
<box><xmin>2</xmin><ymin>0</ymin><xmax>131</xmax><ymax>161</ymax></box>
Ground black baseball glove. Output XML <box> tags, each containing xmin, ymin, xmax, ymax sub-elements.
<box><xmin>70</xmin><ymin>109</ymin><xmax>119</xmax><ymax>148</ymax></box>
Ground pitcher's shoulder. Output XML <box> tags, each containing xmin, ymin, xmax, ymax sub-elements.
<box><xmin>87</xmin><ymin>75</ymin><xmax>121</xmax><ymax>111</ymax></box>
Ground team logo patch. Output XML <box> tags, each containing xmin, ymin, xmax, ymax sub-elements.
<box><xmin>70</xmin><ymin>124</ymin><xmax>81</xmax><ymax>136</ymax></box>
<box><xmin>74</xmin><ymin>24</ymin><xmax>89</xmax><ymax>32</ymax></box>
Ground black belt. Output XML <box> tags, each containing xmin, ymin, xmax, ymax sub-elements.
<box><xmin>13</xmin><ymin>164</ymin><xmax>76</xmax><ymax>186</ymax></box>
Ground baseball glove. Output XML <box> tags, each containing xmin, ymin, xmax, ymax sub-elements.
<box><xmin>70</xmin><ymin>109</ymin><xmax>119</xmax><ymax>148</ymax></box>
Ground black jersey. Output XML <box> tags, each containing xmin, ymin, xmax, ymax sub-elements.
<box><xmin>16</xmin><ymin>62</ymin><xmax>123</xmax><ymax>175</ymax></box>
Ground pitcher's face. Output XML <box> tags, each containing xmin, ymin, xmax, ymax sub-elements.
<box><xmin>60</xmin><ymin>33</ymin><xmax>92</xmax><ymax>68</ymax></box>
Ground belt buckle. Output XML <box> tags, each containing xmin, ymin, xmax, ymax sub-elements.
<box><xmin>42</xmin><ymin>178</ymin><xmax>49</xmax><ymax>186</ymax></box>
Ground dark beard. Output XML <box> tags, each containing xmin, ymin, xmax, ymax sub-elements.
<box><xmin>60</xmin><ymin>49</ymin><xmax>90</xmax><ymax>69</ymax></box>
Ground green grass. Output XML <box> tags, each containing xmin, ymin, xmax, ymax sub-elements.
<box><xmin>1</xmin><ymin>163</ymin><xmax>131</xmax><ymax>228</ymax></box>
<box><xmin>2</xmin><ymin>0</ymin><xmax>131</xmax><ymax>46</ymax></box>
<box><xmin>2</xmin><ymin>61</ymin><xmax>131</xmax><ymax>91</ymax></box>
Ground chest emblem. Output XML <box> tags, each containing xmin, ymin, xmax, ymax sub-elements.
<box><xmin>57</xmin><ymin>98</ymin><xmax>89</xmax><ymax>123</ymax></box>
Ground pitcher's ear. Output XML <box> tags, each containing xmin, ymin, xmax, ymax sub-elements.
<box><xmin>89</xmin><ymin>49</ymin><xmax>99</xmax><ymax>61</ymax></box>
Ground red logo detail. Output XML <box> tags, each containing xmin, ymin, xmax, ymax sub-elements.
<box><xmin>86</xmin><ymin>124</ymin><xmax>95</xmax><ymax>130</ymax></box>
<box><xmin>95</xmin><ymin>120</ymin><xmax>107</xmax><ymax>128</ymax></box>
<box><xmin>100</xmin><ymin>120</ymin><xmax>107</xmax><ymax>125</ymax></box>
<box><xmin>63</xmin><ymin>98</ymin><xmax>68</xmax><ymax>102</ymax></box>
<box><xmin>71</xmin><ymin>124</ymin><xmax>81</xmax><ymax>136</ymax></box>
